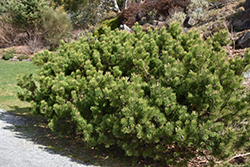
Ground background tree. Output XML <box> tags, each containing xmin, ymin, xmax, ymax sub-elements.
<box><xmin>5</xmin><ymin>0</ymin><xmax>49</xmax><ymax>37</ymax></box>
<box><xmin>53</xmin><ymin>0</ymin><xmax>90</xmax><ymax>12</ymax></box>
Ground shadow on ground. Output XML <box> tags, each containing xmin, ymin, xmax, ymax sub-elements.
<box><xmin>1</xmin><ymin>106</ymin><xmax>164</xmax><ymax>167</ymax></box>
<box><xmin>0</xmin><ymin>106</ymin><xmax>104</xmax><ymax>167</ymax></box>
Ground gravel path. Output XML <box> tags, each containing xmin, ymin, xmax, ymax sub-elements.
<box><xmin>0</xmin><ymin>108</ymin><xmax>99</xmax><ymax>167</ymax></box>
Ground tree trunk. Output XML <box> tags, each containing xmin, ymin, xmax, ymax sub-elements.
<box><xmin>123</xmin><ymin>0</ymin><xmax>128</xmax><ymax>10</ymax></box>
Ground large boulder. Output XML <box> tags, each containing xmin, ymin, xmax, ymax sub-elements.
<box><xmin>244</xmin><ymin>0</ymin><xmax>250</xmax><ymax>10</ymax></box>
<box><xmin>235</xmin><ymin>30</ymin><xmax>250</xmax><ymax>49</ymax></box>
<box><xmin>233</xmin><ymin>0</ymin><xmax>250</xmax><ymax>31</ymax></box>
<box><xmin>233</xmin><ymin>8</ymin><xmax>250</xmax><ymax>31</ymax></box>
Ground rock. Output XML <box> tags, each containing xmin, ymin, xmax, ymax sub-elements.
<box><xmin>151</xmin><ymin>20</ymin><xmax>158</xmax><ymax>26</ymax></box>
<box><xmin>157</xmin><ymin>21</ymin><xmax>168</xmax><ymax>28</ymax></box>
<box><xmin>235</xmin><ymin>30</ymin><xmax>250</xmax><ymax>49</ymax></box>
<box><xmin>119</xmin><ymin>24</ymin><xmax>133</xmax><ymax>33</ymax></box>
<box><xmin>158</xmin><ymin>15</ymin><xmax>165</xmax><ymax>21</ymax></box>
<box><xmin>183</xmin><ymin>16</ymin><xmax>195</xmax><ymax>28</ymax></box>
<box><xmin>233</xmin><ymin>8</ymin><xmax>250</xmax><ymax>31</ymax></box>
<box><xmin>139</xmin><ymin>17</ymin><xmax>147</xmax><ymax>25</ymax></box>
<box><xmin>9</xmin><ymin>56</ymin><xmax>19</xmax><ymax>61</ymax></box>
<box><xmin>244</xmin><ymin>0</ymin><xmax>250</xmax><ymax>10</ymax></box>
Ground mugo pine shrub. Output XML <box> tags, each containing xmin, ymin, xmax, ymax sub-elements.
<box><xmin>17</xmin><ymin>22</ymin><xmax>250</xmax><ymax>165</ymax></box>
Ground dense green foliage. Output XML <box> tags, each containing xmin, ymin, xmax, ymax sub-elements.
<box><xmin>17</xmin><ymin>22</ymin><xmax>250</xmax><ymax>165</ymax></box>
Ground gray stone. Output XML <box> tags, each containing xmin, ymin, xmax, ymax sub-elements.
<box><xmin>119</xmin><ymin>24</ymin><xmax>133</xmax><ymax>33</ymax></box>
<box><xmin>151</xmin><ymin>20</ymin><xmax>158</xmax><ymax>26</ymax></box>
<box><xmin>139</xmin><ymin>17</ymin><xmax>147</xmax><ymax>25</ymax></box>
<box><xmin>235</xmin><ymin>30</ymin><xmax>250</xmax><ymax>49</ymax></box>
<box><xmin>183</xmin><ymin>16</ymin><xmax>195</xmax><ymax>28</ymax></box>
<box><xmin>233</xmin><ymin>8</ymin><xmax>250</xmax><ymax>31</ymax></box>
<box><xmin>158</xmin><ymin>15</ymin><xmax>165</xmax><ymax>21</ymax></box>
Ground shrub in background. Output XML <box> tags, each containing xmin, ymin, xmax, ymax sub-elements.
<box><xmin>69</xmin><ymin>2</ymin><xmax>107</xmax><ymax>29</ymax></box>
<box><xmin>18</xmin><ymin>22</ymin><xmax>250</xmax><ymax>165</ymax></box>
<box><xmin>166</xmin><ymin>0</ymin><xmax>209</xmax><ymax>25</ymax></box>
<box><xmin>41</xmin><ymin>6</ymin><xmax>73</xmax><ymax>49</ymax></box>
<box><xmin>118</xmin><ymin>0</ymin><xmax>190</xmax><ymax>27</ymax></box>
<box><xmin>18</xmin><ymin>54</ymin><xmax>30</xmax><ymax>61</ymax></box>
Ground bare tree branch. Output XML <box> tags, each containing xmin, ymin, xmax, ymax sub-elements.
<box><xmin>113</xmin><ymin>0</ymin><xmax>120</xmax><ymax>12</ymax></box>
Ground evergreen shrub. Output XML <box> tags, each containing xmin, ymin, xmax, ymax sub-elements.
<box><xmin>17</xmin><ymin>22</ymin><xmax>250</xmax><ymax>165</ymax></box>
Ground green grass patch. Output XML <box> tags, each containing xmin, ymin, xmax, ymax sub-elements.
<box><xmin>0</xmin><ymin>60</ymin><xmax>39</xmax><ymax>111</ymax></box>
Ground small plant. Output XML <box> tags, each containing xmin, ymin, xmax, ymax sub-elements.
<box><xmin>187</xmin><ymin>0</ymin><xmax>209</xmax><ymax>20</ymax></box>
<box><xmin>25</xmin><ymin>32</ymin><xmax>43</xmax><ymax>54</ymax></box>
<box><xmin>167</xmin><ymin>11</ymin><xmax>187</xmax><ymax>24</ymax></box>
<box><xmin>17</xmin><ymin>54</ymin><xmax>30</xmax><ymax>61</ymax></box>
<box><xmin>1</xmin><ymin>48</ymin><xmax>16</xmax><ymax>60</ymax></box>
<box><xmin>2</xmin><ymin>54</ymin><xmax>14</xmax><ymax>60</ymax></box>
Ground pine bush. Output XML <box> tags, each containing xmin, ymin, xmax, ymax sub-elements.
<box><xmin>17</xmin><ymin>22</ymin><xmax>250</xmax><ymax>165</ymax></box>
